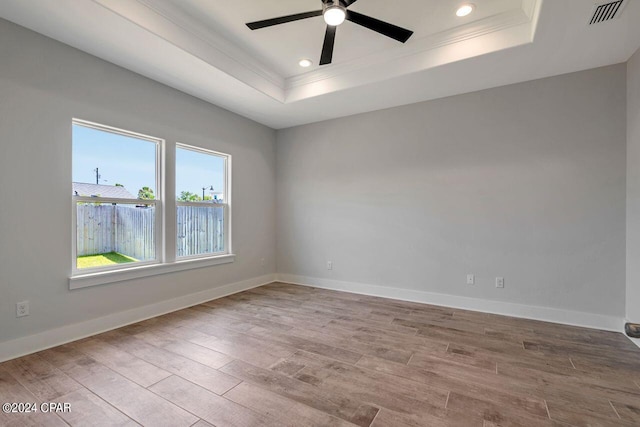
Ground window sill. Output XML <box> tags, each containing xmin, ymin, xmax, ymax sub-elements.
<box><xmin>69</xmin><ymin>254</ymin><xmax>236</xmax><ymax>290</ymax></box>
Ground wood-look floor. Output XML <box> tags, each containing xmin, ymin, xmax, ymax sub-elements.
<box><xmin>2</xmin><ymin>283</ymin><xmax>640</xmax><ymax>427</ymax></box>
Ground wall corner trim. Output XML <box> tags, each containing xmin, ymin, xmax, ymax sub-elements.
<box><xmin>277</xmin><ymin>274</ymin><xmax>625</xmax><ymax>333</ymax></box>
<box><xmin>0</xmin><ymin>274</ymin><xmax>277</xmax><ymax>363</ymax></box>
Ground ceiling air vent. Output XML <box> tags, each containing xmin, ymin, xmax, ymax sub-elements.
<box><xmin>589</xmin><ymin>0</ymin><xmax>625</xmax><ymax>25</ymax></box>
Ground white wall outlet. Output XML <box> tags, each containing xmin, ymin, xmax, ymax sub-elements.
<box><xmin>260</xmin><ymin>258</ymin><xmax>266</xmax><ymax>267</ymax></box>
<box><xmin>16</xmin><ymin>301</ymin><xmax>29</xmax><ymax>318</ymax></box>
<box><xmin>327</xmin><ymin>261</ymin><xmax>333</xmax><ymax>270</ymax></box>
<box><xmin>496</xmin><ymin>277</ymin><xmax>505</xmax><ymax>288</ymax></box>
<box><xmin>467</xmin><ymin>274</ymin><xmax>475</xmax><ymax>285</ymax></box>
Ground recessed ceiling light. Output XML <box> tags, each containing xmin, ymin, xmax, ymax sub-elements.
<box><xmin>456</xmin><ymin>3</ymin><xmax>475</xmax><ymax>17</ymax></box>
<box><xmin>298</xmin><ymin>59</ymin><xmax>313</xmax><ymax>68</ymax></box>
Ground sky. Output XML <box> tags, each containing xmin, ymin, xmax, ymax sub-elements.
<box><xmin>72</xmin><ymin>124</ymin><xmax>225</xmax><ymax>200</ymax></box>
<box><xmin>176</xmin><ymin>146</ymin><xmax>225</xmax><ymax>200</ymax></box>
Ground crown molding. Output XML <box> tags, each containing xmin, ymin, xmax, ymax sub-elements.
<box><xmin>286</xmin><ymin>6</ymin><xmax>534</xmax><ymax>91</ymax></box>
<box><xmin>522</xmin><ymin>0</ymin><xmax>540</xmax><ymax>21</ymax></box>
<box><xmin>93</xmin><ymin>0</ymin><xmax>285</xmax><ymax>102</ymax></box>
<box><xmin>92</xmin><ymin>0</ymin><xmax>540</xmax><ymax>105</ymax></box>
<box><xmin>284</xmin><ymin>17</ymin><xmax>535</xmax><ymax>102</ymax></box>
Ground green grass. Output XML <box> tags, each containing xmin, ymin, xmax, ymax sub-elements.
<box><xmin>77</xmin><ymin>252</ymin><xmax>138</xmax><ymax>269</ymax></box>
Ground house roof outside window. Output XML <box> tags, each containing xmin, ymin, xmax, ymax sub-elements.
<box><xmin>72</xmin><ymin>182</ymin><xmax>136</xmax><ymax>199</ymax></box>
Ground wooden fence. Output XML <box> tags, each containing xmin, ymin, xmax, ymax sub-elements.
<box><xmin>76</xmin><ymin>204</ymin><xmax>155</xmax><ymax>260</ymax></box>
<box><xmin>177</xmin><ymin>205</ymin><xmax>224</xmax><ymax>257</ymax></box>
<box><xmin>77</xmin><ymin>204</ymin><xmax>223</xmax><ymax>259</ymax></box>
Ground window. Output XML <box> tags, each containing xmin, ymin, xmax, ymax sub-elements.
<box><xmin>71</xmin><ymin>119</ymin><xmax>233</xmax><ymax>289</ymax></box>
<box><xmin>176</xmin><ymin>144</ymin><xmax>230</xmax><ymax>259</ymax></box>
<box><xmin>72</xmin><ymin>120</ymin><xmax>161</xmax><ymax>274</ymax></box>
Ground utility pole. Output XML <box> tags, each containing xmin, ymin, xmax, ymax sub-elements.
<box><xmin>94</xmin><ymin>168</ymin><xmax>100</xmax><ymax>185</ymax></box>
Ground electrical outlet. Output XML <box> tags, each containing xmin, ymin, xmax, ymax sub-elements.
<box><xmin>467</xmin><ymin>274</ymin><xmax>475</xmax><ymax>285</ymax></box>
<box><xmin>16</xmin><ymin>301</ymin><xmax>29</xmax><ymax>318</ymax></box>
<box><xmin>496</xmin><ymin>277</ymin><xmax>505</xmax><ymax>288</ymax></box>
<box><xmin>260</xmin><ymin>258</ymin><xmax>266</xmax><ymax>267</ymax></box>
<box><xmin>327</xmin><ymin>261</ymin><xmax>333</xmax><ymax>270</ymax></box>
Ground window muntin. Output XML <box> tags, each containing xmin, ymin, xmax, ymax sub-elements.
<box><xmin>72</xmin><ymin>120</ymin><xmax>161</xmax><ymax>273</ymax></box>
<box><xmin>176</xmin><ymin>144</ymin><xmax>230</xmax><ymax>259</ymax></box>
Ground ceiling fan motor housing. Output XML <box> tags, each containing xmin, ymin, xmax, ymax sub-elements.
<box><xmin>323</xmin><ymin>0</ymin><xmax>344</xmax><ymax>12</ymax></box>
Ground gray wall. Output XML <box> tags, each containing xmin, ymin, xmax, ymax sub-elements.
<box><xmin>0</xmin><ymin>19</ymin><xmax>276</xmax><ymax>343</ymax></box>
<box><xmin>277</xmin><ymin>64</ymin><xmax>627</xmax><ymax>317</ymax></box>
<box><xmin>0</xmin><ymin>15</ymin><xmax>632</xmax><ymax>348</ymax></box>
<box><xmin>628</xmin><ymin>47</ymin><xmax>640</xmax><ymax>325</ymax></box>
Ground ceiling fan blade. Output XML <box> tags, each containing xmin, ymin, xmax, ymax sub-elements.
<box><xmin>340</xmin><ymin>0</ymin><xmax>359</xmax><ymax>6</ymax></box>
<box><xmin>246</xmin><ymin>10</ymin><xmax>322</xmax><ymax>30</ymax></box>
<box><xmin>346</xmin><ymin>10</ymin><xmax>413</xmax><ymax>43</ymax></box>
<box><xmin>320</xmin><ymin>25</ymin><xmax>337</xmax><ymax>65</ymax></box>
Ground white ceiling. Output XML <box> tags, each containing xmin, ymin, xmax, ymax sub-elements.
<box><xmin>1</xmin><ymin>0</ymin><xmax>640</xmax><ymax>129</ymax></box>
<box><xmin>170</xmin><ymin>0</ymin><xmax>524</xmax><ymax>78</ymax></box>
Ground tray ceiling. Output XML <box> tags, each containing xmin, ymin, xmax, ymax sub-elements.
<box><xmin>1</xmin><ymin>0</ymin><xmax>639</xmax><ymax>128</ymax></box>
<box><xmin>94</xmin><ymin>0</ymin><xmax>538</xmax><ymax>102</ymax></box>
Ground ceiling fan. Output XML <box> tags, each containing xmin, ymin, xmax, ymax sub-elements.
<box><xmin>246</xmin><ymin>0</ymin><xmax>414</xmax><ymax>66</ymax></box>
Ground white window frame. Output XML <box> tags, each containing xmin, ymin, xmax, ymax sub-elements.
<box><xmin>175</xmin><ymin>143</ymin><xmax>232</xmax><ymax>261</ymax></box>
<box><xmin>69</xmin><ymin>120</ymin><xmax>235</xmax><ymax>290</ymax></box>
<box><xmin>71</xmin><ymin>119</ymin><xmax>163</xmax><ymax>277</ymax></box>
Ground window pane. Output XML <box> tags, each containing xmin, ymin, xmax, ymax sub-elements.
<box><xmin>72</xmin><ymin>124</ymin><xmax>157</xmax><ymax>200</ymax></box>
<box><xmin>176</xmin><ymin>147</ymin><xmax>225</xmax><ymax>203</ymax></box>
<box><xmin>76</xmin><ymin>202</ymin><xmax>155</xmax><ymax>269</ymax></box>
<box><xmin>176</xmin><ymin>205</ymin><xmax>225</xmax><ymax>257</ymax></box>
<box><xmin>176</xmin><ymin>145</ymin><xmax>228</xmax><ymax>258</ymax></box>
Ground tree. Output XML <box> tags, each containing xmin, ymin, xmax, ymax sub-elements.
<box><xmin>177</xmin><ymin>191</ymin><xmax>201</xmax><ymax>202</ymax></box>
<box><xmin>138</xmin><ymin>186</ymin><xmax>155</xmax><ymax>200</ymax></box>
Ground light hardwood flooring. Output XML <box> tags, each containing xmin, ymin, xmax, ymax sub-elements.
<box><xmin>1</xmin><ymin>282</ymin><xmax>640</xmax><ymax>426</ymax></box>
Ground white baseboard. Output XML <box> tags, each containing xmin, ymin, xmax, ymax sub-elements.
<box><xmin>277</xmin><ymin>274</ymin><xmax>625</xmax><ymax>333</ymax></box>
<box><xmin>2</xmin><ymin>272</ymin><xmax>631</xmax><ymax>363</ymax></box>
<box><xmin>0</xmin><ymin>274</ymin><xmax>276</xmax><ymax>363</ymax></box>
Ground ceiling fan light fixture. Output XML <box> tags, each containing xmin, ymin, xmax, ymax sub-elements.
<box><xmin>456</xmin><ymin>3</ymin><xmax>475</xmax><ymax>17</ymax></box>
<box><xmin>246</xmin><ymin>0</ymin><xmax>414</xmax><ymax>66</ymax></box>
<box><xmin>324</xmin><ymin>5</ymin><xmax>346</xmax><ymax>26</ymax></box>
